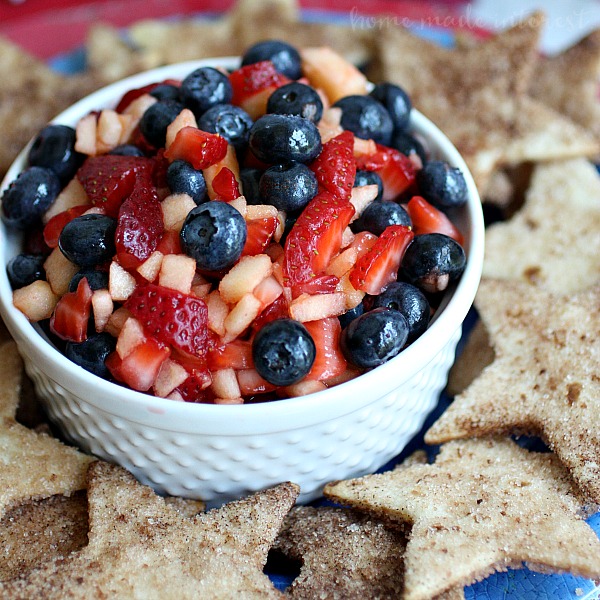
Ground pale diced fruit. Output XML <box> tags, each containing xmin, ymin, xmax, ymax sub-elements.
<box><xmin>191</xmin><ymin>283</ymin><xmax>212</xmax><ymax>299</ymax></box>
<box><xmin>109</xmin><ymin>261</ymin><xmax>137</xmax><ymax>302</ymax></box>
<box><xmin>219</xmin><ymin>254</ymin><xmax>273</xmax><ymax>304</ymax></box>
<box><xmin>206</xmin><ymin>290</ymin><xmax>229</xmax><ymax>337</ymax></box>
<box><xmin>325</xmin><ymin>247</ymin><xmax>358</xmax><ymax>278</ymax></box>
<box><xmin>192</xmin><ymin>272</ymin><xmax>209</xmax><ymax>286</ymax></box>
<box><xmin>161</xmin><ymin>193</ymin><xmax>197</xmax><ymax>231</ymax></box>
<box><xmin>274</xmin><ymin>211</ymin><xmax>286</xmax><ymax>242</ymax></box>
<box><xmin>96</xmin><ymin>109</ymin><xmax>125</xmax><ymax>154</ymax></box>
<box><xmin>12</xmin><ymin>280</ymin><xmax>59</xmax><ymax>322</ymax></box>
<box><xmin>239</xmin><ymin>87</ymin><xmax>275</xmax><ymax>120</ymax></box>
<box><xmin>117</xmin><ymin>113</ymin><xmax>136</xmax><ymax>145</ymax></box>
<box><xmin>213</xmin><ymin>397</ymin><xmax>244</xmax><ymax>405</ymax></box>
<box><xmin>349</xmin><ymin>184</ymin><xmax>379</xmax><ymax>222</ymax></box>
<box><xmin>166</xmin><ymin>390</ymin><xmax>185</xmax><ymax>402</ymax></box>
<box><xmin>74</xmin><ymin>113</ymin><xmax>97</xmax><ymax>156</ymax></box>
<box><xmin>341</xmin><ymin>226</ymin><xmax>355</xmax><ymax>249</ymax></box>
<box><xmin>245</xmin><ymin>204</ymin><xmax>278</xmax><ymax>220</ymax></box>
<box><xmin>324</xmin><ymin>367</ymin><xmax>361</xmax><ymax>387</ymax></box>
<box><xmin>153</xmin><ymin>358</ymin><xmax>189</xmax><ymax>397</ymax></box>
<box><xmin>44</xmin><ymin>248</ymin><xmax>79</xmax><ymax>297</ymax></box>
<box><xmin>300</xmin><ymin>47</ymin><xmax>368</xmax><ymax>104</ymax></box>
<box><xmin>253</xmin><ymin>275</ymin><xmax>283</xmax><ymax>308</ymax></box>
<box><xmin>116</xmin><ymin>317</ymin><xmax>146</xmax><ymax>359</ymax></box>
<box><xmin>289</xmin><ymin>292</ymin><xmax>346</xmax><ymax>322</ymax></box>
<box><xmin>228</xmin><ymin>195</ymin><xmax>247</xmax><ymax>218</ymax></box>
<box><xmin>158</xmin><ymin>254</ymin><xmax>196</xmax><ymax>294</ymax></box>
<box><xmin>165</xmin><ymin>108</ymin><xmax>197</xmax><ymax>149</ymax></box>
<box><xmin>236</xmin><ymin>368</ymin><xmax>276</xmax><ymax>395</ymax></box>
<box><xmin>43</xmin><ymin>178</ymin><xmax>90</xmax><ymax>223</ymax></box>
<box><xmin>285</xmin><ymin>379</ymin><xmax>327</xmax><ymax>397</ymax></box>
<box><xmin>137</xmin><ymin>251</ymin><xmax>164</xmax><ymax>282</ymax></box>
<box><xmin>353</xmin><ymin>137</ymin><xmax>377</xmax><ymax>158</ymax></box>
<box><xmin>318</xmin><ymin>110</ymin><xmax>344</xmax><ymax>143</ymax></box>
<box><xmin>203</xmin><ymin>145</ymin><xmax>241</xmax><ymax>200</ymax></box>
<box><xmin>122</xmin><ymin>93</ymin><xmax>157</xmax><ymax>120</ymax></box>
<box><xmin>223</xmin><ymin>293</ymin><xmax>262</xmax><ymax>342</ymax></box>
<box><xmin>104</xmin><ymin>307</ymin><xmax>131</xmax><ymax>337</ymax></box>
<box><xmin>210</xmin><ymin>368</ymin><xmax>241</xmax><ymax>400</ymax></box>
<box><xmin>91</xmin><ymin>289</ymin><xmax>114</xmax><ymax>332</ymax></box>
<box><xmin>337</xmin><ymin>272</ymin><xmax>365</xmax><ymax>310</ymax></box>
<box><xmin>82</xmin><ymin>207</ymin><xmax>105</xmax><ymax>216</ymax></box>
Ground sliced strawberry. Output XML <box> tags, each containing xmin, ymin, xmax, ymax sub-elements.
<box><xmin>49</xmin><ymin>277</ymin><xmax>93</xmax><ymax>342</ymax></box>
<box><xmin>349</xmin><ymin>225</ymin><xmax>414</xmax><ymax>295</ymax></box>
<box><xmin>303</xmin><ymin>317</ymin><xmax>347</xmax><ymax>381</ymax></box>
<box><xmin>406</xmin><ymin>195</ymin><xmax>464</xmax><ymax>245</ymax></box>
<box><xmin>163</xmin><ymin>127</ymin><xmax>228</xmax><ymax>170</ymax></box>
<box><xmin>176</xmin><ymin>369</ymin><xmax>214</xmax><ymax>403</ymax></box>
<box><xmin>115</xmin><ymin>176</ymin><xmax>164</xmax><ymax>269</ymax></box>
<box><xmin>309</xmin><ymin>130</ymin><xmax>356</xmax><ymax>200</ymax></box>
<box><xmin>125</xmin><ymin>283</ymin><xmax>209</xmax><ymax>357</ymax></box>
<box><xmin>292</xmin><ymin>274</ymin><xmax>340</xmax><ymax>296</ymax></box>
<box><xmin>207</xmin><ymin>340</ymin><xmax>254</xmax><ymax>371</ymax></box>
<box><xmin>115</xmin><ymin>79</ymin><xmax>181</xmax><ymax>113</ymax></box>
<box><xmin>156</xmin><ymin>229</ymin><xmax>182</xmax><ymax>255</ymax></box>
<box><xmin>283</xmin><ymin>192</ymin><xmax>355</xmax><ymax>288</ymax></box>
<box><xmin>212</xmin><ymin>166</ymin><xmax>241</xmax><ymax>201</ymax></box>
<box><xmin>77</xmin><ymin>155</ymin><xmax>154</xmax><ymax>218</ymax></box>
<box><xmin>230</xmin><ymin>61</ymin><xmax>289</xmax><ymax>106</ymax></box>
<box><xmin>251</xmin><ymin>294</ymin><xmax>289</xmax><ymax>333</ymax></box>
<box><xmin>242</xmin><ymin>217</ymin><xmax>278</xmax><ymax>256</ymax></box>
<box><xmin>43</xmin><ymin>205</ymin><xmax>90</xmax><ymax>249</ymax></box>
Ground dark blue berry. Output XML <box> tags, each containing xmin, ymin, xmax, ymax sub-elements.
<box><xmin>259</xmin><ymin>162</ymin><xmax>318</xmax><ymax>212</ymax></box>
<box><xmin>239</xmin><ymin>168</ymin><xmax>264</xmax><ymax>205</ymax></box>
<box><xmin>390</xmin><ymin>131</ymin><xmax>427</xmax><ymax>164</ymax></box>
<box><xmin>179</xmin><ymin>67</ymin><xmax>233</xmax><ymax>117</ymax></box>
<box><xmin>167</xmin><ymin>160</ymin><xmax>207</xmax><ymax>205</ymax></box>
<box><xmin>351</xmin><ymin>201</ymin><xmax>411</xmax><ymax>236</ymax></box>
<box><xmin>2</xmin><ymin>167</ymin><xmax>61</xmax><ymax>230</ymax></box>
<box><xmin>139</xmin><ymin>99</ymin><xmax>185</xmax><ymax>148</ymax></box>
<box><xmin>416</xmin><ymin>160</ymin><xmax>468</xmax><ymax>209</ymax></box>
<box><xmin>68</xmin><ymin>269</ymin><xmax>109</xmax><ymax>293</ymax></box>
<box><xmin>332</xmin><ymin>95</ymin><xmax>393</xmax><ymax>146</ymax></box>
<box><xmin>198</xmin><ymin>104</ymin><xmax>253</xmax><ymax>150</ymax></box>
<box><xmin>369</xmin><ymin>82</ymin><xmax>412</xmax><ymax>133</ymax></box>
<box><xmin>252</xmin><ymin>318</ymin><xmax>316</xmax><ymax>386</ymax></box>
<box><xmin>65</xmin><ymin>332</ymin><xmax>116</xmax><ymax>379</ymax></box>
<box><xmin>149</xmin><ymin>83</ymin><xmax>180</xmax><ymax>101</ymax></box>
<box><xmin>28</xmin><ymin>124</ymin><xmax>83</xmax><ymax>185</ymax></box>
<box><xmin>354</xmin><ymin>170</ymin><xmax>383</xmax><ymax>201</ymax></box>
<box><xmin>371</xmin><ymin>282</ymin><xmax>430</xmax><ymax>344</ymax></box>
<box><xmin>58</xmin><ymin>214</ymin><xmax>116</xmax><ymax>268</ymax></box>
<box><xmin>341</xmin><ymin>307</ymin><xmax>409</xmax><ymax>368</ymax></box>
<box><xmin>109</xmin><ymin>144</ymin><xmax>145</xmax><ymax>157</ymax></box>
<box><xmin>180</xmin><ymin>202</ymin><xmax>247</xmax><ymax>271</ymax></box>
<box><xmin>7</xmin><ymin>254</ymin><xmax>45</xmax><ymax>289</ymax></box>
<box><xmin>338</xmin><ymin>302</ymin><xmax>364</xmax><ymax>330</ymax></box>
<box><xmin>242</xmin><ymin>40</ymin><xmax>302</xmax><ymax>80</ymax></box>
<box><xmin>249</xmin><ymin>114</ymin><xmax>322</xmax><ymax>164</ymax></box>
<box><xmin>401</xmin><ymin>233</ymin><xmax>466</xmax><ymax>294</ymax></box>
<box><xmin>267</xmin><ymin>82</ymin><xmax>323</xmax><ymax>122</ymax></box>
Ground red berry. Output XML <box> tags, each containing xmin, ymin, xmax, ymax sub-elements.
<box><xmin>230</xmin><ymin>61</ymin><xmax>289</xmax><ymax>105</ymax></box>
<box><xmin>303</xmin><ymin>317</ymin><xmax>347</xmax><ymax>381</ymax></box>
<box><xmin>309</xmin><ymin>130</ymin><xmax>356</xmax><ymax>200</ymax></box>
<box><xmin>252</xmin><ymin>294</ymin><xmax>289</xmax><ymax>333</ymax></box>
<box><xmin>212</xmin><ymin>166</ymin><xmax>241</xmax><ymax>201</ymax></box>
<box><xmin>406</xmin><ymin>195</ymin><xmax>464</xmax><ymax>245</ymax></box>
<box><xmin>242</xmin><ymin>217</ymin><xmax>278</xmax><ymax>257</ymax></box>
<box><xmin>49</xmin><ymin>277</ymin><xmax>93</xmax><ymax>342</ymax></box>
<box><xmin>163</xmin><ymin>127</ymin><xmax>228</xmax><ymax>170</ymax></box>
<box><xmin>43</xmin><ymin>205</ymin><xmax>90</xmax><ymax>249</ymax></box>
<box><xmin>207</xmin><ymin>340</ymin><xmax>254</xmax><ymax>371</ymax></box>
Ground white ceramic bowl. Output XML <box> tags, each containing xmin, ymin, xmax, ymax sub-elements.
<box><xmin>0</xmin><ymin>58</ymin><xmax>484</xmax><ymax>505</ymax></box>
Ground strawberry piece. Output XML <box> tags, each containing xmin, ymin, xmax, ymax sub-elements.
<box><xmin>292</xmin><ymin>274</ymin><xmax>339</xmax><ymax>296</ymax></box>
<box><xmin>176</xmin><ymin>369</ymin><xmax>214</xmax><ymax>403</ymax></box>
<box><xmin>251</xmin><ymin>294</ymin><xmax>289</xmax><ymax>333</ymax></box>
<box><xmin>49</xmin><ymin>277</ymin><xmax>93</xmax><ymax>342</ymax></box>
<box><xmin>212</xmin><ymin>166</ymin><xmax>241</xmax><ymax>201</ymax></box>
<box><xmin>115</xmin><ymin>176</ymin><xmax>164</xmax><ymax>269</ymax></box>
<box><xmin>349</xmin><ymin>225</ymin><xmax>414</xmax><ymax>295</ymax></box>
<box><xmin>242</xmin><ymin>217</ymin><xmax>278</xmax><ymax>256</ymax></box>
<box><xmin>115</xmin><ymin>79</ymin><xmax>180</xmax><ymax>113</ymax></box>
<box><xmin>163</xmin><ymin>127</ymin><xmax>228</xmax><ymax>170</ymax></box>
<box><xmin>230</xmin><ymin>61</ymin><xmax>289</xmax><ymax>105</ymax></box>
<box><xmin>283</xmin><ymin>192</ymin><xmax>355</xmax><ymax>287</ymax></box>
<box><xmin>406</xmin><ymin>195</ymin><xmax>464</xmax><ymax>245</ymax></box>
<box><xmin>207</xmin><ymin>340</ymin><xmax>254</xmax><ymax>371</ymax></box>
<box><xmin>125</xmin><ymin>283</ymin><xmax>209</xmax><ymax>357</ymax></box>
<box><xmin>77</xmin><ymin>155</ymin><xmax>154</xmax><ymax>218</ymax></box>
<box><xmin>156</xmin><ymin>229</ymin><xmax>182</xmax><ymax>255</ymax></box>
<box><xmin>303</xmin><ymin>317</ymin><xmax>347</xmax><ymax>381</ymax></box>
<box><xmin>309</xmin><ymin>130</ymin><xmax>356</xmax><ymax>200</ymax></box>
<box><xmin>43</xmin><ymin>205</ymin><xmax>90</xmax><ymax>248</ymax></box>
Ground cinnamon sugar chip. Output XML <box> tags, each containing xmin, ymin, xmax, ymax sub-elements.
<box><xmin>426</xmin><ymin>279</ymin><xmax>600</xmax><ymax>502</ymax></box>
<box><xmin>1</xmin><ymin>461</ymin><xmax>297</xmax><ymax>598</ymax></box>
<box><xmin>0</xmin><ymin>341</ymin><xmax>92</xmax><ymax>518</ymax></box>
<box><xmin>325</xmin><ymin>438</ymin><xmax>600</xmax><ymax>600</ymax></box>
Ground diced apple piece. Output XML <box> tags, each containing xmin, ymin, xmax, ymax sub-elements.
<box><xmin>353</xmin><ymin>136</ymin><xmax>377</xmax><ymax>158</ymax></box>
<box><xmin>341</xmin><ymin>226</ymin><xmax>355</xmax><ymax>249</ymax></box>
<box><xmin>43</xmin><ymin>178</ymin><xmax>90</xmax><ymax>223</ymax></box>
<box><xmin>74</xmin><ymin>113</ymin><xmax>97</xmax><ymax>156</ymax></box>
<box><xmin>44</xmin><ymin>248</ymin><xmax>79</xmax><ymax>297</ymax></box>
<box><xmin>206</xmin><ymin>290</ymin><xmax>229</xmax><ymax>337</ymax></box>
<box><xmin>122</xmin><ymin>93</ymin><xmax>157</xmax><ymax>120</ymax></box>
<box><xmin>91</xmin><ymin>289</ymin><xmax>114</xmax><ymax>332</ymax></box>
<box><xmin>105</xmin><ymin>307</ymin><xmax>131</xmax><ymax>337</ymax></box>
<box><xmin>237</xmin><ymin>368</ymin><xmax>276</xmax><ymax>395</ymax></box>
<box><xmin>274</xmin><ymin>211</ymin><xmax>286</xmax><ymax>242</ymax></box>
<box><xmin>210</xmin><ymin>368</ymin><xmax>241</xmax><ymax>399</ymax></box>
<box><xmin>228</xmin><ymin>195</ymin><xmax>247</xmax><ymax>218</ymax></box>
<box><xmin>337</xmin><ymin>272</ymin><xmax>365</xmax><ymax>309</ymax></box>
<box><xmin>325</xmin><ymin>247</ymin><xmax>358</xmax><ymax>278</ymax></box>
<box><xmin>166</xmin><ymin>390</ymin><xmax>185</xmax><ymax>402</ymax></box>
<box><xmin>245</xmin><ymin>204</ymin><xmax>278</xmax><ymax>220</ymax></box>
<box><xmin>116</xmin><ymin>317</ymin><xmax>146</xmax><ymax>359</ymax></box>
<box><xmin>109</xmin><ymin>261</ymin><xmax>136</xmax><ymax>302</ymax></box>
<box><xmin>285</xmin><ymin>379</ymin><xmax>327</xmax><ymax>397</ymax></box>
<box><xmin>324</xmin><ymin>367</ymin><xmax>361</xmax><ymax>387</ymax></box>
<box><xmin>350</xmin><ymin>231</ymin><xmax>378</xmax><ymax>258</ymax></box>
<box><xmin>96</xmin><ymin>109</ymin><xmax>125</xmax><ymax>154</ymax></box>
<box><xmin>158</xmin><ymin>254</ymin><xmax>196</xmax><ymax>294</ymax></box>
<box><xmin>349</xmin><ymin>184</ymin><xmax>379</xmax><ymax>222</ymax></box>
<box><xmin>219</xmin><ymin>254</ymin><xmax>273</xmax><ymax>304</ymax></box>
<box><xmin>223</xmin><ymin>293</ymin><xmax>262</xmax><ymax>342</ymax></box>
<box><xmin>165</xmin><ymin>108</ymin><xmax>197</xmax><ymax>149</ymax></box>
<box><xmin>191</xmin><ymin>283</ymin><xmax>212</xmax><ymax>299</ymax></box>
<box><xmin>137</xmin><ymin>251</ymin><xmax>164</xmax><ymax>282</ymax></box>
<box><xmin>253</xmin><ymin>275</ymin><xmax>283</xmax><ymax>308</ymax></box>
<box><xmin>213</xmin><ymin>396</ymin><xmax>244</xmax><ymax>405</ymax></box>
<box><xmin>161</xmin><ymin>193</ymin><xmax>197</xmax><ymax>231</ymax></box>
<box><xmin>82</xmin><ymin>207</ymin><xmax>105</xmax><ymax>216</ymax></box>
<box><xmin>12</xmin><ymin>280</ymin><xmax>59</xmax><ymax>321</ymax></box>
<box><xmin>289</xmin><ymin>292</ymin><xmax>346</xmax><ymax>322</ymax></box>
<box><xmin>318</xmin><ymin>110</ymin><xmax>344</xmax><ymax>143</ymax></box>
<box><xmin>154</xmin><ymin>358</ymin><xmax>189</xmax><ymax>397</ymax></box>
<box><xmin>203</xmin><ymin>145</ymin><xmax>241</xmax><ymax>200</ymax></box>
<box><xmin>239</xmin><ymin>87</ymin><xmax>275</xmax><ymax>121</ymax></box>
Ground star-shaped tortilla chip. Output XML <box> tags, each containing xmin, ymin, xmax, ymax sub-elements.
<box><xmin>426</xmin><ymin>278</ymin><xmax>600</xmax><ymax>501</ymax></box>
<box><xmin>0</xmin><ymin>340</ymin><xmax>92</xmax><ymax>518</ymax></box>
<box><xmin>1</xmin><ymin>461</ymin><xmax>298</xmax><ymax>598</ymax></box>
<box><xmin>325</xmin><ymin>437</ymin><xmax>600</xmax><ymax>600</ymax></box>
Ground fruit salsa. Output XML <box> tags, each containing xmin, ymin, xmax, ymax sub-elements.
<box><xmin>1</xmin><ymin>40</ymin><xmax>467</xmax><ymax>404</ymax></box>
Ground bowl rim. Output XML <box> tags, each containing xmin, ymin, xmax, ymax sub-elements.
<box><xmin>0</xmin><ymin>56</ymin><xmax>484</xmax><ymax>434</ymax></box>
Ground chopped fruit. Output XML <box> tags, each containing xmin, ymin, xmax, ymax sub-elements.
<box><xmin>289</xmin><ymin>291</ymin><xmax>346</xmax><ymax>322</ymax></box>
<box><xmin>212</xmin><ymin>167</ymin><xmax>241</xmax><ymax>201</ymax></box>
<box><xmin>236</xmin><ymin>369</ymin><xmax>276</xmax><ymax>395</ymax></box>
<box><xmin>153</xmin><ymin>358</ymin><xmax>189</xmax><ymax>398</ymax></box>
<box><xmin>349</xmin><ymin>225</ymin><xmax>414</xmax><ymax>295</ymax></box>
<box><xmin>203</xmin><ymin>145</ymin><xmax>241</xmax><ymax>200</ymax></box>
<box><xmin>43</xmin><ymin>178</ymin><xmax>90</xmax><ymax>223</ymax></box>
<box><xmin>156</xmin><ymin>229</ymin><xmax>182</xmax><ymax>255</ymax></box>
<box><xmin>219</xmin><ymin>254</ymin><xmax>273</xmax><ymax>304</ymax></box>
<box><xmin>137</xmin><ymin>251</ymin><xmax>164</xmax><ymax>283</ymax></box>
<box><xmin>158</xmin><ymin>254</ymin><xmax>197</xmax><ymax>294</ymax></box>
<box><xmin>325</xmin><ymin>246</ymin><xmax>359</xmax><ymax>278</ymax></box>
<box><xmin>163</xmin><ymin>126</ymin><xmax>228</xmax><ymax>170</ymax></box>
<box><xmin>252</xmin><ymin>275</ymin><xmax>284</xmax><ymax>308</ymax></box>
<box><xmin>349</xmin><ymin>184</ymin><xmax>379</xmax><ymax>222</ymax></box>
<box><xmin>49</xmin><ymin>277</ymin><xmax>93</xmax><ymax>342</ymax></box>
<box><xmin>108</xmin><ymin>261</ymin><xmax>136</xmax><ymax>302</ymax></box>
<box><xmin>252</xmin><ymin>294</ymin><xmax>289</xmax><ymax>333</ymax></box>
<box><xmin>349</xmin><ymin>230</ymin><xmax>378</xmax><ymax>258</ymax></box>
<box><xmin>165</xmin><ymin>108</ymin><xmax>197</xmax><ymax>149</ymax></box>
<box><xmin>246</xmin><ymin>204</ymin><xmax>279</xmax><ymax>220</ymax></box>
<box><xmin>210</xmin><ymin>368</ymin><xmax>242</xmax><ymax>400</ymax></box>
<box><xmin>406</xmin><ymin>195</ymin><xmax>464</xmax><ymax>245</ymax></box>
<box><xmin>115</xmin><ymin>82</ymin><xmax>160</xmax><ymax>113</ymax></box>
<box><xmin>44</xmin><ymin>247</ymin><xmax>79</xmax><ymax>297</ymax></box>
<box><xmin>176</xmin><ymin>367</ymin><xmax>213</xmax><ymax>403</ymax></box>
<box><xmin>207</xmin><ymin>340</ymin><xmax>254</xmax><ymax>371</ymax></box>
<box><xmin>223</xmin><ymin>292</ymin><xmax>263</xmax><ymax>343</ymax></box>
<box><xmin>74</xmin><ymin>113</ymin><xmax>97</xmax><ymax>156</ymax></box>
<box><xmin>116</xmin><ymin>317</ymin><xmax>146</xmax><ymax>359</ymax></box>
<box><xmin>242</xmin><ymin>217</ymin><xmax>278</xmax><ymax>256</ymax></box>
<box><xmin>304</xmin><ymin>317</ymin><xmax>347</xmax><ymax>380</ymax></box>
<box><xmin>309</xmin><ymin>130</ymin><xmax>356</xmax><ymax>200</ymax></box>
<box><xmin>91</xmin><ymin>289</ymin><xmax>114</xmax><ymax>332</ymax></box>
<box><xmin>161</xmin><ymin>193</ymin><xmax>197</xmax><ymax>232</ymax></box>
<box><xmin>292</xmin><ymin>274</ymin><xmax>340</xmax><ymax>296</ymax></box>
<box><xmin>206</xmin><ymin>290</ymin><xmax>229</xmax><ymax>337</ymax></box>
<box><xmin>284</xmin><ymin>379</ymin><xmax>327</xmax><ymax>398</ymax></box>
<box><xmin>43</xmin><ymin>205</ymin><xmax>90</xmax><ymax>248</ymax></box>
<box><xmin>12</xmin><ymin>280</ymin><xmax>59</xmax><ymax>322</ymax></box>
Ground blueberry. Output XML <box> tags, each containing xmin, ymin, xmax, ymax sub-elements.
<box><xmin>341</xmin><ymin>307</ymin><xmax>409</xmax><ymax>368</ymax></box>
<box><xmin>198</xmin><ymin>104</ymin><xmax>254</xmax><ymax>150</ymax></box>
<box><xmin>252</xmin><ymin>318</ymin><xmax>316</xmax><ymax>386</ymax></box>
<box><xmin>267</xmin><ymin>82</ymin><xmax>323</xmax><ymax>123</ymax></box>
<box><xmin>139</xmin><ymin>99</ymin><xmax>185</xmax><ymax>148</ymax></box>
<box><xmin>371</xmin><ymin>282</ymin><xmax>430</xmax><ymax>343</ymax></box>
<box><xmin>401</xmin><ymin>233</ymin><xmax>466</xmax><ymax>294</ymax></box>
<box><xmin>167</xmin><ymin>160</ymin><xmax>207</xmax><ymax>205</ymax></box>
<box><xmin>239</xmin><ymin>167</ymin><xmax>264</xmax><ymax>205</ymax></box>
<box><xmin>58</xmin><ymin>214</ymin><xmax>117</xmax><ymax>268</ymax></box>
<box><xmin>28</xmin><ymin>124</ymin><xmax>83</xmax><ymax>185</ymax></box>
<box><xmin>179</xmin><ymin>67</ymin><xmax>233</xmax><ymax>117</ymax></box>
<box><xmin>369</xmin><ymin>82</ymin><xmax>412</xmax><ymax>133</ymax></box>
<box><xmin>416</xmin><ymin>160</ymin><xmax>468</xmax><ymax>209</ymax></box>
<box><xmin>180</xmin><ymin>202</ymin><xmax>247</xmax><ymax>271</ymax></box>
<box><xmin>249</xmin><ymin>114</ymin><xmax>322</xmax><ymax>164</ymax></box>
<box><xmin>390</xmin><ymin>131</ymin><xmax>427</xmax><ymax>165</ymax></box>
<box><xmin>6</xmin><ymin>254</ymin><xmax>45</xmax><ymax>289</ymax></box>
<box><xmin>65</xmin><ymin>332</ymin><xmax>116</xmax><ymax>379</ymax></box>
<box><xmin>332</xmin><ymin>95</ymin><xmax>393</xmax><ymax>146</ymax></box>
<box><xmin>149</xmin><ymin>83</ymin><xmax>180</xmax><ymax>101</ymax></box>
<box><xmin>242</xmin><ymin>40</ymin><xmax>302</xmax><ymax>80</ymax></box>
<box><xmin>354</xmin><ymin>170</ymin><xmax>383</xmax><ymax>202</ymax></box>
<box><xmin>68</xmin><ymin>269</ymin><xmax>109</xmax><ymax>293</ymax></box>
<box><xmin>338</xmin><ymin>302</ymin><xmax>364</xmax><ymax>329</ymax></box>
<box><xmin>259</xmin><ymin>162</ymin><xmax>318</xmax><ymax>212</ymax></box>
<box><xmin>351</xmin><ymin>201</ymin><xmax>411</xmax><ymax>236</ymax></box>
<box><xmin>2</xmin><ymin>166</ymin><xmax>61</xmax><ymax>230</ymax></box>
<box><xmin>109</xmin><ymin>144</ymin><xmax>145</xmax><ymax>157</ymax></box>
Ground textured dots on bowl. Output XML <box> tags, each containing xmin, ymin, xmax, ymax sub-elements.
<box><xmin>209</xmin><ymin>440</ymin><xmax>227</xmax><ymax>451</ymax></box>
<box><xmin>247</xmin><ymin>438</ymin><xmax>266</xmax><ymax>450</ymax></box>
<box><xmin>319</xmin><ymin>446</ymin><xmax>335</xmax><ymax>459</ymax></box>
<box><xmin>285</xmin><ymin>433</ymin><xmax>303</xmax><ymax>446</ymax></box>
<box><xmin>176</xmin><ymin>456</ymin><xmax>193</xmax><ymax>468</ymax></box>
